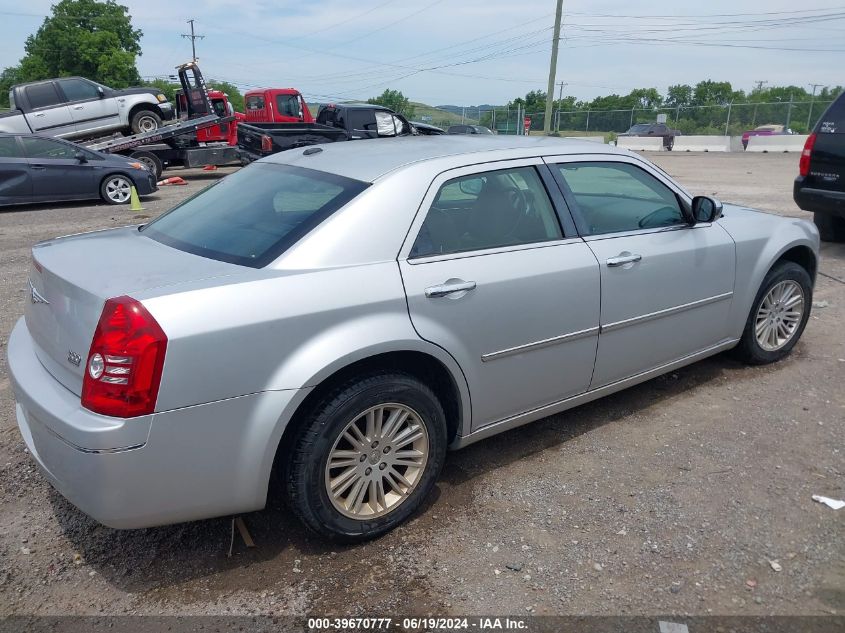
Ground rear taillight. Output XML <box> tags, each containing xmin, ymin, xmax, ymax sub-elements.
<box><xmin>799</xmin><ymin>132</ymin><xmax>817</xmax><ymax>177</ymax></box>
<box><xmin>261</xmin><ymin>134</ymin><xmax>273</xmax><ymax>152</ymax></box>
<box><xmin>81</xmin><ymin>296</ymin><xmax>167</xmax><ymax>418</ymax></box>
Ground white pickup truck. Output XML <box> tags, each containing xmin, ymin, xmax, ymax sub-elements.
<box><xmin>0</xmin><ymin>76</ymin><xmax>174</xmax><ymax>140</ymax></box>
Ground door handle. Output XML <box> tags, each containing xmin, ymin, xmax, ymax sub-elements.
<box><xmin>34</xmin><ymin>113</ymin><xmax>45</xmax><ymax>117</ymax></box>
<box><xmin>606</xmin><ymin>253</ymin><xmax>642</xmax><ymax>267</ymax></box>
<box><xmin>72</xmin><ymin>105</ymin><xmax>84</xmax><ymax>110</ymax></box>
<box><xmin>30</xmin><ymin>164</ymin><xmax>46</xmax><ymax>170</ymax></box>
<box><xmin>425</xmin><ymin>280</ymin><xmax>476</xmax><ymax>298</ymax></box>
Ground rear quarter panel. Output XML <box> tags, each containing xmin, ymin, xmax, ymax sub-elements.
<box><xmin>717</xmin><ymin>205</ymin><xmax>819</xmax><ymax>338</ymax></box>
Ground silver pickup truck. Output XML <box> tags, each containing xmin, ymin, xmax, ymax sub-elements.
<box><xmin>0</xmin><ymin>76</ymin><xmax>174</xmax><ymax>140</ymax></box>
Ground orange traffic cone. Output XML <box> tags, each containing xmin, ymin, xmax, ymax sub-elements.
<box><xmin>156</xmin><ymin>176</ymin><xmax>188</xmax><ymax>186</ymax></box>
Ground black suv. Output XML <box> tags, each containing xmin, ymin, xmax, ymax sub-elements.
<box><xmin>794</xmin><ymin>90</ymin><xmax>845</xmax><ymax>241</ymax></box>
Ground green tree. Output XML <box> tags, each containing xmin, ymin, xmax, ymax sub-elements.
<box><xmin>0</xmin><ymin>67</ymin><xmax>22</xmax><ymax>109</ymax></box>
<box><xmin>367</xmin><ymin>89</ymin><xmax>415</xmax><ymax>118</ymax></box>
<box><xmin>665</xmin><ymin>84</ymin><xmax>693</xmax><ymax>108</ymax></box>
<box><xmin>16</xmin><ymin>0</ymin><xmax>142</xmax><ymax>88</ymax></box>
<box><xmin>207</xmin><ymin>80</ymin><xmax>244</xmax><ymax>113</ymax></box>
<box><xmin>142</xmin><ymin>78</ymin><xmax>177</xmax><ymax>103</ymax></box>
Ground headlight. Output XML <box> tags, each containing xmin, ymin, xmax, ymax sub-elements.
<box><xmin>127</xmin><ymin>162</ymin><xmax>145</xmax><ymax>170</ymax></box>
<box><xmin>156</xmin><ymin>94</ymin><xmax>167</xmax><ymax>103</ymax></box>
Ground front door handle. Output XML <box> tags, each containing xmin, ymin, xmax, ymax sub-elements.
<box><xmin>425</xmin><ymin>280</ymin><xmax>476</xmax><ymax>298</ymax></box>
<box><xmin>606</xmin><ymin>253</ymin><xmax>642</xmax><ymax>267</ymax></box>
<box><xmin>30</xmin><ymin>164</ymin><xmax>46</xmax><ymax>170</ymax></box>
<box><xmin>72</xmin><ymin>105</ymin><xmax>84</xmax><ymax>110</ymax></box>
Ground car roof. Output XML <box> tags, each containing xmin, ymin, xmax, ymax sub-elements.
<box><xmin>265</xmin><ymin>135</ymin><xmax>619</xmax><ymax>182</ymax></box>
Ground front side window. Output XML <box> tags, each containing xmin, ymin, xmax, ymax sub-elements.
<box><xmin>347</xmin><ymin>110</ymin><xmax>375</xmax><ymax>135</ymax></box>
<box><xmin>276</xmin><ymin>94</ymin><xmax>300</xmax><ymax>117</ymax></box>
<box><xmin>25</xmin><ymin>82</ymin><xmax>63</xmax><ymax>109</ymax></box>
<box><xmin>141</xmin><ymin>164</ymin><xmax>369</xmax><ymax>267</ymax></box>
<box><xmin>58</xmin><ymin>78</ymin><xmax>100</xmax><ymax>102</ymax></box>
<box><xmin>555</xmin><ymin>161</ymin><xmax>685</xmax><ymax>235</ymax></box>
<box><xmin>20</xmin><ymin>137</ymin><xmax>77</xmax><ymax>159</ymax></box>
<box><xmin>410</xmin><ymin>166</ymin><xmax>563</xmax><ymax>258</ymax></box>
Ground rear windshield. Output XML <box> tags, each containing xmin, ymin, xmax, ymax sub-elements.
<box><xmin>816</xmin><ymin>91</ymin><xmax>844</xmax><ymax>133</ymax></box>
<box><xmin>141</xmin><ymin>163</ymin><xmax>369</xmax><ymax>267</ymax></box>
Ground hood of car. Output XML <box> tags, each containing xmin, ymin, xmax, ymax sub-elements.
<box><xmin>112</xmin><ymin>87</ymin><xmax>163</xmax><ymax>99</ymax></box>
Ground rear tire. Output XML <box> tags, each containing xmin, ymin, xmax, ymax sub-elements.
<box><xmin>284</xmin><ymin>372</ymin><xmax>447</xmax><ymax>542</ymax></box>
<box><xmin>129</xmin><ymin>150</ymin><xmax>162</xmax><ymax>179</ymax></box>
<box><xmin>130</xmin><ymin>110</ymin><xmax>161</xmax><ymax>135</ymax></box>
<box><xmin>100</xmin><ymin>174</ymin><xmax>133</xmax><ymax>205</ymax></box>
<box><xmin>732</xmin><ymin>261</ymin><xmax>812</xmax><ymax>365</ymax></box>
<box><xmin>814</xmin><ymin>212</ymin><xmax>845</xmax><ymax>242</ymax></box>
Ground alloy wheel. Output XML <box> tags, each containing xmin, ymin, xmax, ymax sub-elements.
<box><xmin>755</xmin><ymin>279</ymin><xmax>804</xmax><ymax>351</ymax></box>
<box><xmin>324</xmin><ymin>403</ymin><xmax>429</xmax><ymax>519</ymax></box>
<box><xmin>105</xmin><ymin>177</ymin><xmax>132</xmax><ymax>203</ymax></box>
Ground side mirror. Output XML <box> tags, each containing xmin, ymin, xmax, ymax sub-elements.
<box><xmin>74</xmin><ymin>151</ymin><xmax>88</xmax><ymax>163</ymax></box>
<box><xmin>97</xmin><ymin>86</ymin><xmax>105</xmax><ymax>98</ymax></box>
<box><xmin>690</xmin><ymin>196</ymin><xmax>723</xmax><ymax>224</ymax></box>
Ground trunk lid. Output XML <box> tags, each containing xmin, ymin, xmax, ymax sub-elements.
<box><xmin>25</xmin><ymin>225</ymin><xmax>246</xmax><ymax>396</ymax></box>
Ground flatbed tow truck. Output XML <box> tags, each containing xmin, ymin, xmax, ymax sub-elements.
<box><xmin>84</xmin><ymin>62</ymin><xmax>236</xmax><ymax>178</ymax></box>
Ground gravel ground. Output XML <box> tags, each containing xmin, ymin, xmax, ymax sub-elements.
<box><xmin>0</xmin><ymin>154</ymin><xmax>842</xmax><ymax>618</ymax></box>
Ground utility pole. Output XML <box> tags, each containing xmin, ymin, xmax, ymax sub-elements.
<box><xmin>785</xmin><ymin>92</ymin><xmax>794</xmax><ymax>130</ymax></box>
<box><xmin>181</xmin><ymin>19</ymin><xmax>205</xmax><ymax>63</ymax></box>
<box><xmin>807</xmin><ymin>83</ymin><xmax>824</xmax><ymax>129</ymax></box>
<box><xmin>753</xmin><ymin>80</ymin><xmax>768</xmax><ymax>92</ymax></box>
<box><xmin>543</xmin><ymin>0</ymin><xmax>564</xmax><ymax>135</ymax></box>
<box><xmin>555</xmin><ymin>81</ymin><xmax>567</xmax><ymax>133</ymax></box>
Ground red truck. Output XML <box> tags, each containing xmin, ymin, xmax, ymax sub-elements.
<box><xmin>244</xmin><ymin>88</ymin><xmax>314</xmax><ymax>124</ymax></box>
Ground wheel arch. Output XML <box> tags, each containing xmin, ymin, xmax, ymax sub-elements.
<box><xmin>127</xmin><ymin>102</ymin><xmax>164</xmax><ymax>124</ymax></box>
<box><xmin>267</xmin><ymin>347</ymin><xmax>470</xmax><ymax>500</ymax></box>
<box><xmin>774</xmin><ymin>244</ymin><xmax>817</xmax><ymax>283</ymax></box>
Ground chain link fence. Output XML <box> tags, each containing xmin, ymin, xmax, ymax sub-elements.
<box><xmin>451</xmin><ymin>100</ymin><xmax>835</xmax><ymax>137</ymax></box>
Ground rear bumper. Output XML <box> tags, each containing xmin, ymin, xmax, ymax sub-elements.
<box><xmin>794</xmin><ymin>177</ymin><xmax>845</xmax><ymax>217</ymax></box>
<box><xmin>8</xmin><ymin>317</ymin><xmax>302</xmax><ymax>529</ymax></box>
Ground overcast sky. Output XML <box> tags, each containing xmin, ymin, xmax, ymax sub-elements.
<box><xmin>1</xmin><ymin>1</ymin><xmax>843</xmax><ymax>106</ymax></box>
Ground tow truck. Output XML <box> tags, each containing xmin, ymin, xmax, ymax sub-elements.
<box><xmin>84</xmin><ymin>62</ymin><xmax>237</xmax><ymax>178</ymax></box>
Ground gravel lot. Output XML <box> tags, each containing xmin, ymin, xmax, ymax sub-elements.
<box><xmin>0</xmin><ymin>153</ymin><xmax>842</xmax><ymax>618</ymax></box>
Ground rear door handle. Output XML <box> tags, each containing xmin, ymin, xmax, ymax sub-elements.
<box><xmin>606</xmin><ymin>253</ymin><xmax>642</xmax><ymax>267</ymax></box>
<box><xmin>30</xmin><ymin>164</ymin><xmax>46</xmax><ymax>170</ymax></box>
<box><xmin>72</xmin><ymin>105</ymin><xmax>84</xmax><ymax>110</ymax></box>
<box><xmin>425</xmin><ymin>280</ymin><xmax>476</xmax><ymax>298</ymax></box>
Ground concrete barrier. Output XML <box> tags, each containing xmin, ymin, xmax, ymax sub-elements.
<box><xmin>673</xmin><ymin>135</ymin><xmax>731</xmax><ymax>152</ymax></box>
<box><xmin>616</xmin><ymin>136</ymin><xmax>664</xmax><ymax>151</ymax></box>
<box><xmin>729</xmin><ymin>136</ymin><xmax>745</xmax><ymax>152</ymax></box>
<box><xmin>746</xmin><ymin>134</ymin><xmax>809</xmax><ymax>152</ymax></box>
<box><xmin>565</xmin><ymin>135</ymin><xmax>606</xmax><ymax>143</ymax></box>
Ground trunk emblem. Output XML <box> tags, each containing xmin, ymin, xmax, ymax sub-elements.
<box><xmin>67</xmin><ymin>351</ymin><xmax>82</xmax><ymax>367</ymax></box>
<box><xmin>29</xmin><ymin>279</ymin><xmax>49</xmax><ymax>305</ymax></box>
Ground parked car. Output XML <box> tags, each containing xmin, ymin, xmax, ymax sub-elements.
<box><xmin>618</xmin><ymin>122</ymin><xmax>681</xmax><ymax>150</ymax></box>
<box><xmin>0</xmin><ymin>77</ymin><xmax>174</xmax><ymax>140</ymax></box>
<box><xmin>793</xmin><ymin>91</ymin><xmax>845</xmax><ymax>241</ymax></box>
<box><xmin>411</xmin><ymin>121</ymin><xmax>445</xmax><ymax>135</ymax></box>
<box><xmin>238</xmin><ymin>103</ymin><xmax>414</xmax><ymax>160</ymax></box>
<box><xmin>742</xmin><ymin>124</ymin><xmax>787</xmax><ymax>149</ymax></box>
<box><xmin>0</xmin><ymin>133</ymin><xmax>157</xmax><ymax>206</ymax></box>
<box><xmin>447</xmin><ymin>124</ymin><xmax>494</xmax><ymax>135</ymax></box>
<box><xmin>243</xmin><ymin>88</ymin><xmax>314</xmax><ymax>124</ymax></box>
<box><xmin>8</xmin><ymin>136</ymin><xmax>818</xmax><ymax>541</ymax></box>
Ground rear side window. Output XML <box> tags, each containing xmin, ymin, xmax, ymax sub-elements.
<box><xmin>141</xmin><ymin>164</ymin><xmax>369</xmax><ymax>267</ymax></box>
<box><xmin>0</xmin><ymin>137</ymin><xmax>22</xmax><ymax>158</ymax></box>
<box><xmin>20</xmin><ymin>137</ymin><xmax>78</xmax><ymax>159</ymax></box>
<box><xmin>25</xmin><ymin>83</ymin><xmax>63</xmax><ymax>109</ymax></box>
<box><xmin>816</xmin><ymin>91</ymin><xmax>845</xmax><ymax>133</ymax></box>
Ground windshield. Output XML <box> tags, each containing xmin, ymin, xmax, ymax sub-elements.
<box><xmin>628</xmin><ymin>124</ymin><xmax>651</xmax><ymax>133</ymax></box>
<box><xmin>141</xmin><ymin>164</ymin><xmax>369</xmax><ymax>267</ymax></box>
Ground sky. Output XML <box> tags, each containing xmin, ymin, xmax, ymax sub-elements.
<box><xmin>0</xmin><ymin>0</ymin><xmax>843</xmax><ymax>107</ymax></box>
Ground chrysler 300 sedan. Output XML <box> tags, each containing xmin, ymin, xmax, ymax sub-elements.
<box><xmin>9</xmin><ymin>136</ymin><xmax>819</xmax><ymax>540</ymax></box>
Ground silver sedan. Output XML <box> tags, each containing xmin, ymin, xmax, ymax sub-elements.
<box><xmin>8</xmin><ymin>136</ymin><xmax>819</xmax><ymax>540</ymax></box>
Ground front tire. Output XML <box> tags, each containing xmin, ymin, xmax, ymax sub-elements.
<box><xmin>284</xmin><ymin>372</ymin><xmax>447</xmax><ymax>541</ymax></box>
<box><xmin>100</xmin><ymin>174</ymin><xmax>133</xmax><ymax>205</ymax></box>
<box><xmin>130</xmin><ymin>110</ymin><xmax>162</xmax><ymax>135</ymax></box>
<box><xmin>732</xmin><ymin>261</ymin><xmax>812</xmax><ymax>364</ymax></box>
